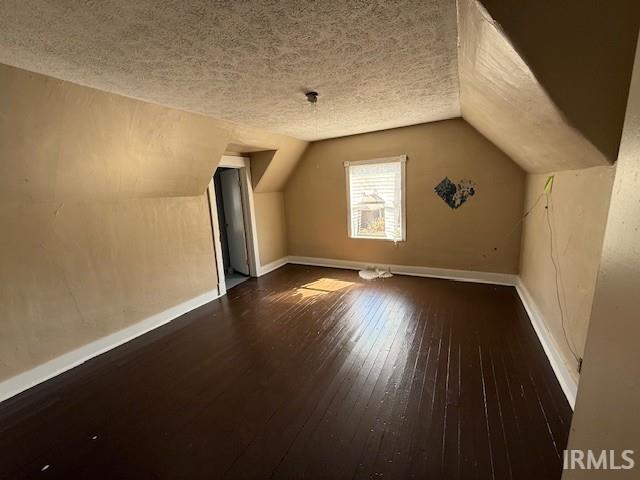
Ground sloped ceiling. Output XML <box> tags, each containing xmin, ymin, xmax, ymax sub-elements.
<box><xmin>479</xmin><ymin>0</ymin><xmax>640</xmax><ymax>164</ymax></box>
<box><xmin>0</xmin><ymin>63</ymin><xmax>307</xmax><ymax>200</ymax></box>
<box><xmin>0</xmin><ymin>0</ymin><xmax>460</xmax><ymax>142</ymax></box>
<box><xmin>457</xmin><ymin>0</ymin><xmax>611</xmax><ymax>173</ymax></box>
<box><xmin>0</xmin><ymin>0</ymin><xmax>637</xmax><ymax>181</ymax></box>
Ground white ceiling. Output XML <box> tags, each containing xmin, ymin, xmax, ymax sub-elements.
<box><xmin>0</xmin><ymin>0</ymin><xmax>461</xmax><ymax>141</ymax></box>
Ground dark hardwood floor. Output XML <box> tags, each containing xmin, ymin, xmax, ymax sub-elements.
<box><xmin>0</xmin><ymin>265</ymin><xmax>571</xmax><ymax>479</ymax></box>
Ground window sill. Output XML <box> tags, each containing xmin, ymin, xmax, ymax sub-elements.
<box><xmin>348</xmin><ymin>235</ymin><xmax>406</xmax><ymax>242</ymax></box>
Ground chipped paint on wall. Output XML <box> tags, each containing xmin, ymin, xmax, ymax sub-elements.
<box><xmin>434</xmin><ymin>177</ymin><xmax>476</xmax><ymax>209</ymax></box>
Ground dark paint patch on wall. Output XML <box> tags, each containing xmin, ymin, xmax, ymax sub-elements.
<box><xmin>435</xmin><ymin>177</ymin><xmax>476</xmax><ymax>209</ymax></box>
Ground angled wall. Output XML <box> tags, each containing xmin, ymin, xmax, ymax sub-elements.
<box><xmin>250</xmin><ymin>143</ymin><xmax>308</xmax><ymax>194</ymax></box>
<box><xmin>480</xmin><ymin>0</ymin><xmax>640</xmax><ymax>163</ymax></box>
<box><xmin>564</xmin><ymin>33</ymin><xmax>640</xmax><ymax>477</ymax></box>
<box><xmin>458</xmin><ymin>0</ymin><xmax>610</xmax><ymax>173</ymax></box>
<box><xmin>0</xmin><ymin>63</ymin><xmax>305</xmax><ymax>383</ymax></box>
<box><xmin>457</xmin><ymin>0</ymin><xmax>633</xmax><ymax>405</ymax></box>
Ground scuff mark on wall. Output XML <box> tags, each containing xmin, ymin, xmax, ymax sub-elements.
<box><xmin>434</xmin><ymin>177</ymin><xmax>476</xmax><ymax>209</ymax></box>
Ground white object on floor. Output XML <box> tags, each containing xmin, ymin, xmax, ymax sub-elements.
<box><xmin>358</xmin><ymin>267</ymin><xmax>393</xmax><ymax>280</ymax></box>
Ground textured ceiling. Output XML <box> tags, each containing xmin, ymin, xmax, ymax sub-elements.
<box><xmin>0</xmin><ymin>0</ymin><xmax>460</xmax><ymax>141</ymax></box>
<box><xmin>457</xmin><ymin>0</ymin><xmax>610</xmax><ymax>173</ymax></box>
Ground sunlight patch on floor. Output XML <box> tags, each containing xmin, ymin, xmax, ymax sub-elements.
<box><xmin>294</xmin><ymin>278</ymin><xmax>356</xmax><ymax>299</ymax></box>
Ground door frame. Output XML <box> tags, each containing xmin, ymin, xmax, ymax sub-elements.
<box><xmin>206</xmin><ymin>155</ymin><xmax>261</xmax><ymax>296</ymax></box>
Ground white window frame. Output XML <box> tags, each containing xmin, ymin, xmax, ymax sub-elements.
<box><xmin>344</xmin><ymin>155</ymin><xmax>407</xmax><ymax>242</ymax></box>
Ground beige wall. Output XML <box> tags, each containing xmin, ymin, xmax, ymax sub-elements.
<box><xmin>0</xmin><ymin>65</ymin><xmax>228</xmax><ymax>201</ymax></box>
<box><xmin>253</xmin><ymin>192</ymin><xmax>288</xmax><ymax>265</ymax></box>
<box><xmin>0</xmin><ymin>63</ymin><xmax>305</xmax><ymax>381</ymax></box>
<box><xmin>0</xmin><ymin>198</ymin><xmax>216</xmax><ymax>380</ymax></box>
<box><xmin>284</xmin><ymin>119</ymin><xmax>525</xmax><ymax>273</ymax></box>
<box><xmin>0</xmin><ymin>64</ymin><xmax>308</xmax><ymax>203</ymax></box>
<box><xmin>564</xmin><ymin>36</ymin><xmax>640</xmax><ymax>478</ymax></box>
<box><xmin>519</xmin><ymin>167</ymin><xmax>615</xmax><ymax>385</ymax></box>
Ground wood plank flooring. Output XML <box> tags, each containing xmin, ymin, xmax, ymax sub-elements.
<box><xmin>0</xmin><ymin>265</ymin><xmax>572</xmax><ymax>479</ymax></box>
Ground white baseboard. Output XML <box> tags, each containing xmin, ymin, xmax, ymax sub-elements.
<box><xmin>0</xmin><ymin>289</ymin><xmax>220</xmax><ymax>404</ymax></box>
<box><xmin>0</xmin><ymin>259</ymin><xmax>577</xmax><ymax>411</ymax></box>
<box><xmin>287</xmin><ymin>255</ymin><xmax>518</xmax><ymax>286</ymax></box>
<box><xmin>257</xmin><ymin>256</ymin><xmax>289</xmax><ymax>277</ymax></box>
<box><xmin>515</xmin><ymin>280</ymin><xmax>578</xmax><ymax>409</ymax></box>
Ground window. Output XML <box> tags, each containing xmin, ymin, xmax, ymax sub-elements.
<box><xmin>344</xmin><ymin>155</ymin><xmax>406</xmax><ymax>241</ymax></box>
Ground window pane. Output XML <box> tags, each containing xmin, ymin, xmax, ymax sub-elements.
<box><xmin>348</xmin><ymin>160</ymin><xmax>403</xmax><ymax>240</ymax></box>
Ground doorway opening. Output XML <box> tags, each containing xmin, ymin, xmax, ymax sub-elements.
<box><xmin>214</xmin><ymin>167</ymin><xmax>250</xmax><ymax>289</ymax></box>
<box><xmin>207</xmin><ymin>156</ymin><xmax>261</xmax><ymax>296</ymax></box>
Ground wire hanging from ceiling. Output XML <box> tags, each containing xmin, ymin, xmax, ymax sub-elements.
<box><xmin>305</xmin><ymin>90</ymin><xmax>319</xmax><ymax>139</ymax></box>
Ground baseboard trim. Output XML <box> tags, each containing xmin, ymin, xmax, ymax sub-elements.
<box><xmin>0</xmin><ymin>262</ymin><xmax>577</xmax><ymax>410</ymax></box>
<box><xmin>514</xmin><ymin>280</ymin><xmax>578</xmax><ymax>409</ymax></box>
<box><xmin>287</xmin><ymin>255</ymin><xmax>518</xmax><ymax>286</ymax></box>
<box><xmin>257</xmin><ymin>256</ymin><xmax>289</xmax><ymax>277</ymax></box>
<box><xmin>0</xmin><ymin>289</ymin><xmax>220</xmax><ymax>404</ymax></box>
